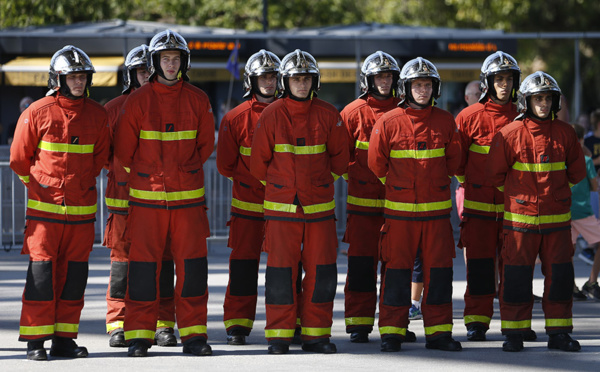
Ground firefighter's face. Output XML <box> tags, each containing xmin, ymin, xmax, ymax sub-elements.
<box><xmin>373</xmin><ymin>72</ymin><xmax>393</xmax><ymax>97</ymax></box>
<box><xmin>493</xmin><ymin>71</ymin><xmax>514</xmax><ymax>104</ymax></box>
<box><xmin>160</xmin><ymin>51</ymin><xmax>181</xmax><ymax>81</ymax></box>
<box><xmin>531</xmin><ymin>92</ymin><xmax>553</xmax><ymax>119</ymax></box>
<box><xmin>410</xmin><ymin>78</ymin><xmax>433</xmax><ymax>106</ymax></box>
<box><xmin>257</xmin><ymin>73</ymin><xmax>277</xmax><ymax>96</ymax></box>
<box><xmin>65</xmin><ymin>73</ymin><xmax>87</xmax><ymax>97</ymax></box>
<box><xmin>136</xmin><ymin>67</ymin><xmax>150</xmax><ymax>86</ymax></box>
<box><xmin>288</xmin><ymin>74</ymin><xmax>313</xmax><ymax>99</ymax></box>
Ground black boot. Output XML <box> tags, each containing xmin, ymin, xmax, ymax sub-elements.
<box><xmin>227</xmin><ymin>335</ymin><xmax>246</xmax><ymax>345</ymax></box>
<box><xmin>405</xmin><ymin>330</ymin><xmax>417</xmax><ymax>343</ymax></box>
<box><xmin>350</xmin><ymin>331</ymin><xmax>369</xmax><ymax>343</ymax></box>
<box><xmin>268</xmin><ymin>343</ymin><xmax>290</xmax><ymax>354</ymax></box>
<box><xmin>380</xmin><ymin>338</ymin><xmax>402</xmax><ymax>352</ymax></box>
<box><xmin>128</xmin><ymin>340</ymin><xmax>151</xmax><ymax>357</ymax></box>
<box><xmin>548</xmin><ymin>333</ymin><xmax>581</xmax><ymax>352</ymax></box>
<box><xmin>466</xmin><ymin>324</ymin><xmax>487</xmax><ymax>341</ymax></box>
<box><xmin>183</xmin><ymin>339</ymin><xmax>212</xmax><ymax>356</ymax></box>
<box><xmin>502</xmin><ymin>334</ymin><xmax>524</xmax><ymax>352</ymax></box>
<box><xmin>302</xmin><ymin>339</ymin><xmax>337</xmax><ymax>354</ymax></box>
<box><xmin>109</xmin><ymin>329</ymin><xmax>126</xmax><ymax>347</ymax></box>
<box><xmin>155</xmin><ymin>327</ymin><xmax>177</xmax><ymax>346</ymax></box>
<box><xmin>49</xmin><ymin>337</ymin><xmax>88</xmax><ymax>358</ymax></box>
<box><xmin>27</xmin><ymin>341</ymin><xmax>47</xmax><ymax>361</ymax></box>
<box><xmin>524</xmin><ymin>329</ymin><xmax>537</xmax><ymax>341</ymax></box>
<box><xmin>425</xmin><ymin>335</ymin><xmax>462</xmax><ymax>351</ymax></box>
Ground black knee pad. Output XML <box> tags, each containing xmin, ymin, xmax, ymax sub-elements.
<box><xmin>60</xmin><ymin>261</ymin><xmax>89</xmax><ymax>301</ymax></box>
<box><xmin>549</xmin><ymin>262</ymin><xmax>574</xmax><ymax>302</ymax></box>
<box><xmin>467</xmin><ymin>258</ymin><xmax>496</xmax><ymax>296</ymax></box>
<box><xmin>382</xmin><ymin>268</ymin><xmax>411</xmax><ymax>307</ymax></box>
<box><xmin>129</xmin><ymin>261</ymin><xmax>157</xmax><ymax>301</ymax></box>
<box><xmin>229</xmin><ymin>259</ymin><xmax>259</xmax><ymax>296</ymax></box>
<box><xmin>159</xmin><ymin>260</ymin><xmax>175</xmax><ymax>299</ymax></box>
<box><xmin>312</xmin><ymin>263</ymin><xmax>337</xmax><ymax>303</ymax></box>
<box><xmin>109</xmin><ymin>261</ymin><xmax>128</xmax><ymax>299</ymax></box>
<box><xmin>503</xmin><ymin>265</ymin><xmax>533</xmax><ymax>303</ymax></box>
<box><xmin>24</xmin><ymin>261</ymin><xmax>53</xmax><ymax>301</ymax></box>
<box><xmin>265</xmin><ymin>266</ymin><xmax>294</xmax><ymax>305</ymax></box>
<box><xmin>181</xmin><ymin>257</ymin><xmax>208</xmax><ymax>298</ymax></box>
<box><xmin>426</xmin><ymin>267</ymin><xmax>453</xmax><ymax>305</ymax></box>
<box><xmin>348</xmin><ymin>256</ymin><xmax>376</xmax><ymax>293</ymax></box>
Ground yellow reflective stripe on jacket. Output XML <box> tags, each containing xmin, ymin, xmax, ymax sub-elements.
<box><xmin>512</xmin><ymin>161</ymin><xmax>566</xmax><ymax>172</ymax></box>
<box><xmin>156</xmin><ymin>320</ymin><xmax>176</xmax><ymax>329</ymax></box>
<box><xmin>19</xmin><ymin>175</ymin><xmax>30</xmax><ymax>183</ymax></box>
<box><xmin>123</xmin><ymin>166</ymin><xmax>130</xmax><ymax>173</ymax></box>
<box><xmin>464</xmin><ymin>199</ymin><xmax>504</xmax><ymax>213</ymax></box>
<box><xmin>55</xmin><ymin>322</ymin><xmax>79</xmax><ymax>333</ymax></box>
<box><xmin>347</xmin><ymin>195</ymin><xmax>385</xmax><ymax>208</ymax></box>
<box><xmin>274</xmin><ymin>143</ymin><xmax>326</xmax><ymax>155</ymax></box>
<box><xmin>469</xmin><ymin>143</ymin><xmax>490</xmax><ymax>154</ymax></box>
<box><xmin>265</xmin><ymin>329</ymin><xmax>296</xmax><ymax>338</ymax></box>
<box><xmin>129</xmin><ymin>187</ymin><xmax>205</xmax><ymax>202</ymax></box>
<box><xmin>379</xmin><ymin>176</ymin><xmax>386</xmax><ymax>185</ymax></box>
<box><xmin>545</xmin><ymin>318</ymin><xmax>572</xmax><ymax>328</ymax></box>
<box><xmin>303</xmin><ymin>200</ymin><xmax>335</xmax><ymax>214</ymax></box>
<box><xmin>20</xmin><ymin>324</ymin><xmax>54</xmax><ymax>336</ymax></box>
<box><xmin>379</xmin><ymin>326</ymin><xmax>407</xmax><ymax>336</ymax></box>
<box><xmin>38</xmin><ymin>140</ymin><xmax>94</xmax><ymax>154</ymax></box>
<box><xmin>301</xmin><ymin>327</ymin><xmax>331</xmax><ymax>337</ymax></box>
<box><xmin>178</xmin><ymin>325</ymin><xmax>207</xmax><ymax>337</ymax></box>
<box><xmin>239</xmin><ymin>146</ymin><xmax>252</xmax><ymax>156</ymax></box>
<box><xmin>455</xmin><ymin>175</ymin><xmax>465</xmax><ymax>184</ymax></box>
<box><xmin>28</xmin><ymin>200</ymin><xmax>97</xmax><ymax>215</ymax></box>
<box><xmin>224</xmin><ymin>318</ymin><xmax>254</xmax><ymax>329</ymax></box>
<box><xmin>331</xmin><ymin>172</ymin><xmax>340</xmax><ymax>181</ymax></box>
<box><xmin>424</xmin><ymin>324</ymin><xmax>453</xmax><ymax>335</ymax></box>
<box><xmin>355</xmin><ymin>140</ymin><xmax>369</xmax><ymax>150</ymax></box>
<box><xmin>124</xmin><ymin>329</ymin><xmax>155</xmax><ymax>340</ymax></box>
<box><xmin>504</xmin><ymin>211</ymin><xmax>571</xmax><ymax>226</ymax></box>
<box><xmin>464</xmin><ymin>315</ymin><xmax>492</xmax><ymax>326</ymax></box>
<box><xmin>105</xmin><ymin>197</ymin><xmax>129</xmax><ymax>209</ymax></box>
<box><xmin>390</xmin><ymin>148</ymin><xmax>445</xmax><ymax>159</ymax></box>
<box><xmin>264</xmin><ymin>201</ymin><xmax>297</xmax><ymax>213</ymax></box>
<box><xmin>342</xmin><ymin>173</ymin><xmax>348</xmax><ymax>181</ymax></box>
<box><xmin>139</xmin><ymin>130</ymin><xmax>197</xmax><ymax>141</ymax></box>
<box><xmin>385</xmin><ymin>199</ymin><xmax>452</xmax><ymax>213</ymax></box>
<box><xmin>106</xmin><ymin>321</ymin><xmax>124</xmax><ymax>333</ymax></box>
<box><xmin>345</xmin><ymin>317</ymin><xmax>375</xmax><ymax>326</ymax></box>
<box><xmin>501</xmin><ymin>319</ymin><xmax>531</xmax><ymax>329</ymax></box>
<box><xmin>232</xmin><ymin>198</ymin><xmax>264</xmax><ymax>213</ymax></box>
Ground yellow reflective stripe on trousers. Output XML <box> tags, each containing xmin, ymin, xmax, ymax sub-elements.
<box><xmin>379</xmin><ymin>326</ymin><xmax>407</xmax><ymax>336</ymax></box>
<box><xmin>390</xmin><ymin>148</ymin><xmax>445</xmax><ymax>159</ymax></box>
<box><xmin>345</xmin><ymin>317</ymin><xmax>375</xmax><ymax>326</ymax></box>
<box><xmin>385</xmin><ymin>199</ymin><xmax>452</xmax><ymax>213</ymax></box>
<box><xmin>501</xmin><ymin>319</ymin><xmax>531</xmax><ymax>329</ymax></box>
<box><xmin>20</xmin><ymin>324</ymin><xmax>54</xmax><ymax>336</ymax></box>
<box><xmin>139</xmin><ymin>130</ymin><xmax>197</xmax><ymax>141</ymax></box>
<box><xmin>464</xmin><ymin>315</ymin><xmax>492</xmax><ymax>326</ymax></box>
<box><xmin>302</xmin><ymin>200</ymin><xmax>335</xmax><ymax>214</ymax></box>
<box><xmin>156</xmin><ymin>320</ymin><xmax>176</xmax><ymax>329</ymax></box>
<box><xmin>125</xmin><ymin>329</ymin><xmax>155</xmax><ymax>340</ymax></box>
<box><xmin>512</xmin><ymin>161</ymin><xmax>566</xmax><ymax>172</ymax></box>
<box><xmin>106</xmin><ymin>321</ymin><xmax>124</xmax><ymax>333</ymax></box>
<box><xmin>28</xmin><ymin>200</ymin><xmax>97</xmax><ymax>215</ymax></box>
<box><xmin>347</xmin><ymin>195</ymin><xmax>385</xmax><ymax>208</ymax></box>
<box><xmin>545</xmin><ymin>318</ymin><xmax>572</xmax><ymax>327</ymax></box>
<box><xmin>178</xmin><ymin>325</ymin><xmax>207</xmax><ymax>337</ymax></box>
<box><xmin>265</xmin><ymin>329</ymin><xmax>296</xmax><ymax>338</ymax></box>
<box><xmin>464</xmin><ymin>199</ymin><xmax>504</xmax><ymax>213</ymax></box>
<box><xmin>224</xmin><ymin>318</ymin><xmax>254</xmax><ymax>329</ymax></box>
<box><xmin>129</xmin><ymin>187</ymin><xmax>205</xmax><ymax>202</ymax></box>
<box><xmin>274</xmin><ymin>143</ymin><xmax>326</xmax><ymax>155</ymax></box>
<box><xmin>301</xmin><ymin>327</ymin><xmax>331</xmax><ymax>337</ymax></box>
<box><xmin>19</xmin><ymin>174</ymin><xmax>30</xmax><ymax>183</ymax></box>
<box><xmin>55</xmin><ymin>323</ymin><xmax>79</xmax><ymax>333</ymax></box>
<box><xmin>355</xmin><ymin>140</ymin><xmax>369</xmax><ymax>150</ymax></box>
<box><xmin>239</xmin><ymin>146</ymin><xmax>251</xmax><ymax>156</ymax></box>
<box><xmin>469</xmin><ymin>143</ymin><xmax>490</xmax><ymax>154</ymax></box>
<box><xmin>232</xmin><ymin>198</ymin><xmax>264</xmax><ymax>213</ymax></box>
<box><xmin>504</xmin><ymin>211</ymin><xmax>571</xmax><ymax>226</ymax></box>
<box><xmin>424</xmin><ymin>324</ymin><xmax>453</xmax><ymax>335</ymax></box>
<box><xmin>38</xmin><ymin>140</ymin><xmax>94</xmax><ymax>154</ymax></box>
<box><xmin>105</xmin><ymin>197</ymin><xmax>129</xmax><ymax>209</ymax></box>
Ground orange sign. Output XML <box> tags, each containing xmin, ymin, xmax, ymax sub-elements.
<box><xmin>447</xmin><ymin>42</ymin><xmax>498</xmax><ymax>53</ymax></box>
<box><xmin>188</xmin><ymin>41</ymin><xmax>241</xmax><ymax>52</ymax></box>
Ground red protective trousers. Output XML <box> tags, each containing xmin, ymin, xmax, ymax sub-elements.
<box><xmin>123</xmin><ymin>205</ymin><xmax>210</xmax><ymax>344</ymax></box>
<box><xmin>104</xmin><ymin>212</ymin><xmax>175</xmax><ymax>333</ymax></box>
<box><xmin>378</xmin><ymin>218</ymin><xmax>455</xmax><ymax>342</ymax></box>
<box><xmin>19</xmin><ymin>220</ymin><xmax>94</xmax><ymax>341</ymax></box>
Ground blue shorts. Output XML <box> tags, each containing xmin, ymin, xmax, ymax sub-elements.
<box><xmin>412</xmin><ymin>249</ymin><xmax>423</xmax><ymax>283</ymax></box>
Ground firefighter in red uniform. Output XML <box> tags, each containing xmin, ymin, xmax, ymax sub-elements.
<box><xmin>455</xmin><ymin>51</ymin><xmax>521</xmax><ymax>341</ymax></box>
<box><xmin>488</xmin><ymin>71</ymin><xmax>586</xmax><ymax>352</ymax></box>
<box><xmin>369</xmin><ymin>57</ymin><xmax>462</xmax><ymax>352</ymax></box>
<box><xmin>103</xmin><ymin>44</ymin><xmax>176</xmax><ymax>348</ymax></box>
<box><xmin>114</xmin><ymin>30</ymin><xmax>215</xmax><ymax>357</ymax></box>
<box><xmin>217</xmin><ymin>49</ymin><xmax>281</xmax><ymax>346</ymax></box>
<box><xmin>250</xmin><ymin>49</ymin><xmax>348</xmax><ymax>355</ymax></box>
<box><xmin>10</xmin><ymin>45</ymin><xmax>110</xmax><ymax>361</ymax></box>
<box><xmin>341</xmin><ymin>51</ymin><xmax>418</xmax><ymax>343</ymax></box>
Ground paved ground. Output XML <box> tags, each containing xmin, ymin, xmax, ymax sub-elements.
<box><xmin>1</xmin><ymin>241</ymin><xmax>599</xmax><ymax>371</ymax></box>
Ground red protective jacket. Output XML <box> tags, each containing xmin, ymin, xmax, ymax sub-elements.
<box><xmin>368</xmin><ymin>105</ymin><xmax>462</xmax><ymax>220</ymax></box>
<box><xmin>217</xmin><ymin>97</ymin><xmax>269</xmax><ymax>219</ymax></box>
<box><xmin>341</xmin><ymin>95</ymin><xmax>400</xmax><ymax>214</ymax></box>
<box><xmin>250</xmin><ymin>97</ymin><xmax>349</xmax><ymax>221</ymax></box>
<box><xmin>455</xmin><ymin>99</ymin><xmax>518</xmax><ymax>219</ymax></box>
<box><xmin>10</xmin><ymin>93</ymin><xmax>109</xmax><ymax>223</ymax></box>
<box><xmin>104</xmin><ymin>94</ymin><xmax>130</xmax><ymax>214</ymax></box>
<box><xmin>114</xmin><ymin>80</ymin><xmax>215</xmax><ymax>209</ymax></box>
<box><xmin>487</xmin><ymin>117</ymin><xmax>586</xmax><ymax>233</ymax></box>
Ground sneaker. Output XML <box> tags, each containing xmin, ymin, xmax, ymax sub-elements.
<box><xmin>573</xmin><ymin>286</ymin><xmax>588</xmax><ymax>301</ymax></box>
<box><xmin>409</xmin><ymin>304</ymin><xmax>422</xmax><ymax>320</ymax></box>
<box><xmin>582</xmin><ymin>281</ymin><xmax>600</xmax><ymax>300</ymax></box>
<box><xmin>578</xmin><ymin>248</ymin><xmax>595</xmax><ymax>265</ymax></box>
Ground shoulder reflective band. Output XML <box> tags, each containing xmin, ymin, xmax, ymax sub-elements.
<box><xmin>139</xmin><ymin>130</ymin><xmax>197</xmax><ymax>141</ymax></box>
<box><xmin>390</xmin><ymin>148</ymin><xmax>445</xmax><ymax>159</ymax></box>
<box><xmin>124</xmin><ymin>329</ymin><xmax>155</xmax><ymax>341</ymax></box>
<box><xmin>264</xmin><ymin>201</ymin><xmax>297</xmax><ymax>213</ymax></box>
<box><xmin>105</xmin><ymin>197</ymin><xmax>129</xmax><ymax>209</ymax></box>
<box><xmin>55</xmin><ymin>322</ymin><xmax>79</xmax><ymax>333</ymax></box>
<box><xmin>232</xmin><ymin>198</ymin><xmax>264</xmax><ymax>213</ymax></box>
<box><xmin>345</xmin><ymin>317</ymin><xmax>375</xmax><ymax>326</ymax></box>
<box><xmin>385</xmin><ymin>199</ymin><xmax>452</xmax><ymax>213</ymax></box>
<box><xmin>18</xmin><ymin>174</ymin><xmax>30</xmax><ymax>183</ymax></box>
<box><xmin>274</xmin><ymin>143</ymin><xmax>326</xmax><ymax>155</ymax></box>
<box><xmin>424</xmin><ymin>324</ymin><xmax>453</xmax><ymax>335</ymax></box>
<box><xmin>355</xmin><ymin>140</ymin><xmax>369</xmax><ymax>150</ymax></box>
<box><xmin>379</xmin><ymin>326</ymin><xmax>407</xmax><ymax>336</ymax></box>
<box><xmin>504</xmin><ymin>211</ymin><xmax>571</xmax><ymax>226</ymax></box>
<box><xmin>469</xmin><ymin>143</ymin><xmax>490</xmax><ymax>154</ymax></box>
<box><xmin>20</xmin><ymin>324</ymin><xmax>54</xmax><ymax>336</ymax></box>
<box><xmin>239</xmin><ymin>146</ymin><xmax>252</xmax><ymax>156</ymax></box>
<box><xmin>38</xmin><ymin>140</ymin><xmax>94</xmax><ymax>154</ymax></box>
<box><xmin>129</xmin><ymin>187</ymin><xmax>205</xmax><ymax>202</ymax></box>
<box><xmin>545</xmin><ymin>318</ymin><xmax>572</xmax><ymax>327</ymax></box>
<box><xmin>512</xmin><ymin>161</ymin><xmax>566</xmax><ymax>172</ymax></box>
<box><xmin>464</xmin><ymin>199</ymin><xmax>503</xmax><ymax>213</ymax></box>
<box><xmin>301</xmin><ymin>327</ymin><xmax>331</xmax><ymax>337</ymax></box>
<box><xmin>28</xmin><ymin>200</ymin><xmax>97</xmax><ymax>215</ymax></box>
<box><xmin>347</xmin><ymin>195</ymin><xmax>385</xmax><ymax>208</ymax></box>
<box><xmin>178</xmin><ymin>325</ymin><xmax>207</xmax><ymax>337</ymax></box>
<box><xmin>302</xmin><ymin>200</ymin><xmax>335</xmax><ymax>214</ymax></box>
<box><xmin>265</xmin><ymin>329</ymin><xmax>296</xmax><ymax>338</ymax></box>
<box><xmin>501</xmin><ymin>319</ymin><xmax>531</xmax><ymax>330</ymax></box>
<box><xmin>224</xmin><ymin>319</ymin><xmax>254</xmax><ymax>329</ymax></box>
